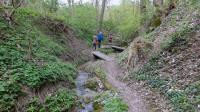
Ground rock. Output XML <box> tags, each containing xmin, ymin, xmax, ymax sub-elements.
<box><xmin>198</xmin><ymin>104</ymin><xmax>200</xmax><ymax>110</ymax></box>
<box><xmin>83</xmin><ymin>96</ymin><xmax>92</xmax><ymax>104</ymax></box>
<box><xmin>93</xmin><ymin>101</ymin><xmax>103</xmax><ymax>112</ymax></box>
<box><xmin>103</xmin><ymin>81</ymin><xmax>112</xmax><ymax>90</ymax></box>
<box><xmin>84</xmin><ymin>78</ymin><xmax>99</xmax><ymax>91</ymax></box>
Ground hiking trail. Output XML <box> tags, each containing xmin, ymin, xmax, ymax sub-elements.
<box><xmin>101</xmin><ymin>56</ymin><xmax>149</xmax><ymax>112</ymax></box>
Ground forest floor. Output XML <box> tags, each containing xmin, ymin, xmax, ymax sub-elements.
<box><xmin>94</xmin><ymin>54</ymin><xmax>171</xmax><ymax>112</ymax></box>
<box><xmin>103</xmin><ymin>59</ymin><xmax>149</xmax><ymax>112</ymax></box>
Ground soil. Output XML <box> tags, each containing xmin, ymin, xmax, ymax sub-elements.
<box><xmin>103</xmin><ymin>60</ymin><xmax>148</xmax><ymax>112</ymax></box>
<box><xmin>38</xmin><ymin>17</ymin><xmax>92</xmax><ymax>63</ymax></box>
<box><xmin>99</xmin><ymin>57</ymin><xmax>171</xmax><ymax>112</ymax></box>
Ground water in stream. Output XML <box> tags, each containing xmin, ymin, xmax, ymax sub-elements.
<box><xmin>76</xmin><ymin>72</ymin><xmax>95</xmax><ymax>112</ymax></box>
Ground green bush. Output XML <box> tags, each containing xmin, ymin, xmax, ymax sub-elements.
<box><xmin>104</xmin><ymin>97</ymin><xmax>128</xmax><ymax>112</ymax></box>
<box><xmin>25</xmin><ymin>97</ymin><xmax>45</xmax><ymax>112</ymax></box>
<box><xmin>0</xmin><ymin>81</ymin><xmax>22</xmax><ymax>112</ymax></box>
<box><xmin>106</xmin><ymin>2</ymin><xmax>141</xmax><ymax>43</ymax></box>
<box><xmin>25</xmin><ymin>89</ymin><xmax>77</xmax><ymax>112</ymax></box>
<box><xmin>95</xmin><ymin>91</ymin><xmax>128</xmax><ymax>112</ymax></box>
<box><xmin>18</xmin><ymin>62</ymin><xmax>76</xmax><ymax>88</ymax></box>
<box><xmin>0</xmin><ymin>7</ymin><xmax>78</xmax><ymax>111</ymax></box>
<box><xmin>45</xmin><ymin>89</ymin><xmax>77</xmax><ymax>112</ymax></box>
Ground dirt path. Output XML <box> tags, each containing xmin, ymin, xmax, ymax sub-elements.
<box><xmin>103</xmin><ymin>59</ymin><xmax>149</xmax><ymax>112</ymax></box>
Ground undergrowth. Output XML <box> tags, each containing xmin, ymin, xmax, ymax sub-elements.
<box><xmin>0</xmin><ymin>8</ymin><xmax>77</xmax><ymax>111</ymax></box>
<box><xmin>129</xmin><ymin>8</ymin><xmax>200</xmax><ymax>111</ymax></box>
<box><xmin>25</xmin><ymin>89</ymin><xmax>77</xmax><ymax>112</ymax></box>
<box><xmin>94</xmin><ymin>91</ymin><xmax>128</xmax><ymax>112</ymax></box>
<box><xmin>130</xmin><ymin>25</ymin><xmax>200</xmax><ymax>111</ymax></box>
<box><xmin>130</xmin><ymin>55</ymin><xmax>198</xmax><ymax>111</ymax></box>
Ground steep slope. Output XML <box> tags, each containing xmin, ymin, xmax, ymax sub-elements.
<box><xmin>0</xmin><ymin>8</ymin><xmax>90</xmax><ymax>111</ymax></box>
<box><xmin>118</xmin><ymin>1</ymin><xmax>200</xmax><ymax>111</ymax></box>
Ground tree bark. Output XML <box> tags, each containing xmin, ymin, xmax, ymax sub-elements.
<box><xmin>95</xmin><ymin>0</ymin><xmax>99</xmax><ymax>30</ymax></box>
<box><xmin>140</xmin><ymin>0</ymin><xmax>146</xmax><ymax>13</ymax></box>
<box><xmin>99</xmin><ymin>0</ymin><xmax>107</xmax><ymax>31</ymax></box>
<box><xmin>79</xmin><ymin>0</ymin><xmax>82</xmax><ymax>5</ymax></box>
<box><xmin>68</xmin><ymin>0</ymin><xmax>74</xmax><ymax>15</ymax></box>
<box><xmin>153</xmin><ymin>0</ymin><xmax>163</xmax><ymax>7</ymax></box>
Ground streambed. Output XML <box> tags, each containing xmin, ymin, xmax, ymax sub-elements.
<box><xmin>76</xmin><ymin>71</ymin><xmax>104</xmax><ymax>112</ymax></box>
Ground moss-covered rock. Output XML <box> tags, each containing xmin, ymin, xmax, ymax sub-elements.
<box><xmin>84</xmin><ymin>77</ymin><xmax>99</xmax><ymax>91</ymax></box>
<box><xmin>93</xmin><ymin>101</ymin><xmax>103</xmax><ymax>112</ymax></box>
<box><xmin>104</xmin><ymin>81</ymin><xmax>113</xmax><ymax>90</ymax></box>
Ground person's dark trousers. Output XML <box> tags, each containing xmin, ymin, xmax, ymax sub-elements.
<box><xmin>98</xmin><ymin>40</ymin><xmax>101</xmax><ymax>48</ymax></box>
<box><xmin>93</xmin><ymin>43</ymin><xmax>96</xmax><ymax>50</ymax></box>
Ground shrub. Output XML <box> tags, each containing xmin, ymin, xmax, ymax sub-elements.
<box><xmin>45</xmin><ymin>89</ymin><xmax>77</xmax><ymax>112</ymax></box>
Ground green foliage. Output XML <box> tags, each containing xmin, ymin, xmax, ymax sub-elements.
<box><xmin>161</xmin><ymin>22</ymin><xmax>191</xmax><ymax>50</ymax></box>
<box><xmin>0</xmin><ymin>7</ymin><xmax>77</xmax><ymax>111</ymax></box>
<box><xmin>166</xmin><ymin>90</ymin><xmax>195</xmax><ymax>112</ymax></box>
<box><xmin>95</xmin><ymin>91</ymin><xmax>128</xmax><ymax>112</ymax></box>
<box><xmin>116</xmin><ymin>49</ymin><xmax>128</xmax><ymax>67</ymax></box>
<box><xmin>0</xmin><ymin>81</ymin><xmax>22</xmax><ymax>112</ymax></box>
<box><xmin>69</xmin><ymin>5</ymin><xmax>97</xmax><ymax>44</ymax></box>
<box><xmin>131</xmin><ymin>53</ymin><xmax>200</xmax><ymax>111</ymax></box>
<box><xmin>18</xmin><ymin>62</ymin><xmax>76</xmax><ymax>88</ymax></box>
<box><xmin>131</xmin><ymin>55</ymin><xmax>168</xmax><ymax>90</ymax></box>
<box><xmin>45</xmin><ymin>89</ymin><xmax>77</xmax><ymax>112</ymax></box>
<box><xmin>43</xmin><ymin>0</ymin><xmax>59</xmax><ymax>12</ymax></box>
<box><xmin>84</xmin><ymin>78</ymin><xmax>99</xmax><ymax>91</ymax></box>
<box><xmin>93</xmin><ymin>67</ymin><xmax>107</xmax><ymax>83</ymax></box>
<box><xmin>25</xmin><ymin>97</ymin><xmax>45</xmax><ymax>112</ymax></box>
<box><xmin>106</xmin><ymin>2</ymin><xmax>141</xmax><ymax>43</ymax></box>
<box><xmin>104</xmin><ymin>97</ymin><xmax>128</xmax><ymax>112</ymax></box>
<box><xmin>25</xmin><ymin>89</ymin><xmax>76</xmax><ymax>112</ymax></box>
<box><xmin>186</xmin><ymin>81</ymin><xmax>200</xmax><ymax>96</ymax></box>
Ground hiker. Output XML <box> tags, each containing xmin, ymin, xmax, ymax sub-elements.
<box><xmin>97</xmin><ymin>31</ymin><xmax>104</xmax><ymax>48</ymax></box>
<box><xmin>92</xmin><ymin>35</ymin><xmax>97</xmax><ymax>50</ymax></box>
<box><xmin>109</xmin><ymin>33</ymin><xmax>112</xmax><ymax>44</ymax></box>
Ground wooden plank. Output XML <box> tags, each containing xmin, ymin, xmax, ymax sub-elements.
<box><xmin>111</xmin><ymin>46</ymin><xmax>126</xmax><ymax>52</ymax></box>
<box><xmin>92</xmin><ymin>51</ymin><xmax>114</xmax><ymax>61</ymax></box>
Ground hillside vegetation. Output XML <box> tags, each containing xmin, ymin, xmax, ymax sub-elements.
<box><xmin>118</xmin><ymin>0</ymin><xmax>200</xmax><ymax>111</ymax></box>
<box><xmin>0</xmin><ymin>0</ymin><xmax>200</xmax><ymax>112</ymax></box>
<box><xmin>0</xmin><ymin>6</ymin><xmax>90</xmax><ymax>111</ymax></box>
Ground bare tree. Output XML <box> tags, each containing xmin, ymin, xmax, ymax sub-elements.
<box><xmin>67</xmin><ymin>0</ymin><xmax>74</xmax><ymax>15</ymax></box>
<box><xmin>99</xmin><ymin>0</ymin><xmax>107</xmax><ymax>31</ymax></box>
<box><xmin>79</xmin><ymin>0</ymin><xmax>82</xmax><ymax>5</ymax></box>
<box><xmin>153</xmin><ymin>0</ymin><xmax>163</xmax><ymax>7</ymax></box>
<box><xmin>140</xmin><ymin>0</ymin><xmax>145</xmax><ymax>13</ymax></box>
<box><xmin>95</xmin><ymin>0</ymin><xmax>99</xmax><ymax>28</ymax></box>
<box><xmin>0</xmin><ymin>0</ymin><xmax>23</xmax><ymax>25</ymax></box>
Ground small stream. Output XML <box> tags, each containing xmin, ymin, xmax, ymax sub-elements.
<box><xmin>76</xmin><ymin>72</ymin><xmax>96</xmax><ymax>112</ymax></box>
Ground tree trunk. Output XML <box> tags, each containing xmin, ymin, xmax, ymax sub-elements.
<box><xmin>95</xmin><ymin>0</ymin><xmax>99</xmax><ymax>30</ymax></box>
<box><xmin>71</xmin><ymin>0</ymin><xmax>74</xmax><ymax>15</ymax></box>
<box><xmin>153</xmin><ymin>0</ymin><xmax>163</xmax><ymax>7</ymax></box>
<box><xmin>79</xmin><ymin>0</ymin><xmax>82</xmax><ymax>5</ymax></box>
<box><xmin>99</xmin><ymin>0</ymin><xmax>106</xmax><ymax>31</ymax></box>
<box><xmin>140</xmin><ymin>0</ymin><xmax>146</xmax><ymax>13</ymax></box>
<box><xmin>68</xmin><ymin>0</ymin><xmax>74</xmax><ymax>16</ymax></box>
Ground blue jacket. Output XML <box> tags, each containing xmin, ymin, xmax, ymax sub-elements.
<box><xmin>97</xmin><ymin>33</ymin><xmax>104</xmax><ymax>41</ymax></box>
